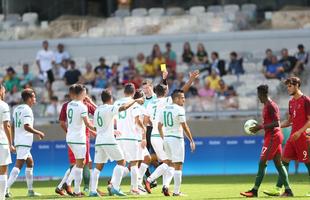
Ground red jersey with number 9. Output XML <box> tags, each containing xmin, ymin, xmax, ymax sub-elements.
<box><xmin>289</xmin><ymin>95</ymin><xmax>310</xmax><ymax>134</ymax></box>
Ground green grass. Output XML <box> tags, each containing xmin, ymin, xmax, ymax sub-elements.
<box><xmin>8</xmin><ymin>174</ymin><xmax>310</xmax><ymax>199</ymax></box>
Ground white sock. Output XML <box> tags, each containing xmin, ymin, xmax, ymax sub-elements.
<box><xmin>130</xmin><ymin>166</ymin><xmax>139</xmax><ymax>191</ymax></box>
<box><xmin>74</xmin><ymin>168</ymin><xmax>83</xmax><ymax>194</ymax></box>
<box><xmin>66</xmin><ymin>166</ymin><xmax>76</xmax><ymax>186</ymax></box>
<box><xmin>138</xmin><ymin>163</ymin><xmax>148</xmax><ymax>185</ymax></box>
<box><xmin>90</xmin><ymin>168</ymin><xmax>100</xmax><ymax>193</ymax></box>
<box><xmin>111</xmin><ymin>165</ymin><xmax>124</xmax><ymax>191</ymax></box>
<box><xmin>7</xmin><ymin>167</ymin><xmax>20</xmax><ymax>189</ymax></box>
<box><xmin>147</xmin><ymin>163</ymin><xmax>168</xmax><ymax>183</ymax></box>
<box><xmin>122</xmin><ymin>167</ymin><xmax>129</xmax><ymax>178</ymax></box>
<box><xmin>0</xmin><ymin>175</ymin><xmax>7</xmax><ymax>200</ymax></box>
<box><xmin>57</xmin><ymin>168</ymin><xmax>71</xmax><ymax>189</ymax></box>
<box><xmin>25</xmin><ymin>168</ymin><xmax>33</xmax><ymax>191</ymax></box>
<box><xmin>163</xmin><ymin>167</ymin><xmax>175</xmax><ymax>188</ymax></box>
<box><xmin>173</xmin><ymin>170</ymin><xmax>182</xmax><ymax>194</ymax></box>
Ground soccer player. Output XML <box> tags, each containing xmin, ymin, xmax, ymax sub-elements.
<box><xmin>89</xmin><ymin>89</ymin><xmax>143</xmax><ymax>197</ymax></box>
<box><xmin>0</xmin><ymin>84</ymin><xmax>14</xmax><ymax>200</ymax></box>
<box><xmin>64</xmin><ymin>84</ymin><xmax>95</xmax><ymax>197</ymax></box>
<box><xmin>6</xmin><ymin>88</ymin><xmax>45</xmax><ymax>197</ymax></box>
<box><xmin>114</xmin><ymin>83</ymin><xmax>144</xmax><ymax>195</ymax></box>
<box><xmin>264</xmin><ymin>77</ymin><xmax>310</xmax><ymax>197</ymax></box>
<box><xmin>240</xmin><ymin>85</ymin><xmax>293</xmax><ymax>198</ymax></box>
<box><xmin>158</xmin><ymin>89</ymin><xmax>195</xmax><ymax>196</ymax></box>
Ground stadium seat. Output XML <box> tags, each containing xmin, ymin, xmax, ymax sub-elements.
<box><xmin>148</xmin><ymin>8</ymin><xmax>165</xmax><ymax>16</ymax></box>
<box><xmin>238</xmin><ymin>96</ymin><xmax>257</xmax><ymax>110</ymax></box>
<box><xmin>189</xmin><ymin>6</ymin><xmax>206</xmax><ymax>15</ymax></box>
<box><xmin>223</xmin><ymin>4</ymin><xmax>239</xmax><ymax>13</ymax></box>
<box><xmin>241</xmin><ymin>4</ymin><xmax>257</xmax><ymax>21</ymax></box>
<box><xmin>22</xmin><ymin>13</ymin><xmax>38</xmax><ymax>26</ymax></box>
<box><xmin>115</xmin><ymin>9</ymin><xmax>130</xmax><ymax>18</ymax></box>
<box><xmin>207</xmin><ymin>5</ymin><xmax>223</xmax><ymax>13</ymax></box>
<box><xmin>166</xmin><ymin>7</ymin><xmax>185</xmax><ymax>16</ymax></box>
<box><xmin>131</xmin><ymin>8</ymin><xmax>148</xmax><ymax>17</ymax></box>
<box><xmin>52</xmin><ymin>80</ymin><xmax>67</xmax><ymax>92</ymax></box>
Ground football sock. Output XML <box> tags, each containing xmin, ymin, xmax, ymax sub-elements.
<box><xmin>163</xmin><ymin>167</ymin><xmax>175</xmax><ymax>188</ymax></box>
<box><xmin>122</xmin><ymin>167</ymin><xmax>129</xmax><ymax>178</ymax></box>
<box><xmin>7</xmin><ymin>167</ymin><xmax>20</xmax><ymax>189</ymax></box>
<box><xmin>83</xmin><ymin>166</ymin><xmax>90</xmax><ymax>189</ymax></box>
<box><xmin>276</xmin><ymin>162</ymin><xmax>289</xmax><ymax>188</ymax></box>
<box><xmin>275</xmin><ymin>163</ymin><xmax>290</xmax><ymax>189</ymax></box>
<box><xmin>74</xmin><ymin>167</ymin><xmax>83</xmax><ymax>194</ymax></box>
<box><xmin>111</xmin><ymin>165</ymin><xmax>124</xmax><ymax>191</ymax></box>
<box><xmin>0</xmin><ymin>175</ymin><xmax>7</xmax><ymax>199</ymax></box>
<box><xmin>253</xmin><ymin>161</ymin><xmax>267</xmax><ymax>190</ymax></box>
<box><xmin>90</xmin><ymin>168</ymin><xmax>100</xmax><ymax>193</ymax></box>
<box><xmin>173</xmin><ymin>170</ymin><xmax>182</xmax><ymax>194</ymax></box>
<box><xmin>138</xmin><ymin>163</ymin><xmax>148</xmax><ymax>185</ymax></box>
<box><xmin>66</xmin><ymin>166</ymin><xmax>76</xmax><ymax>186</ymax></box>
<box><xmin>25</xmin><ymin>168</ymin><xmax>33</xmax><ymax>191</ymax></box>
<box><xmin>147</xmin><ymin>163</ymin><xmax>168</xmax><ymax>183</ymax></box>
<box><xmin>130</xmin><ymin>166</ymin><xmax>139</xmax><ymax>191</ymax></box>
<box><xmin>58</xmin><ymin>168</ymin><xmax>71</xmax><ymax>189</ymax></box>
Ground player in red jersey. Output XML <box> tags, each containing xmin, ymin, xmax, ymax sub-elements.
<box><xmin>55</xmin><ymin>85</ymin><xmax>99</xmax><ymax>196</ymax></box>
<box><xmin>240</xmin><ymin>85</ymin><xmax>293</xmax><ymax>198</ymax></box>
<box><xmin>264</xmin><ymin>77</ymin><xmax>310</xmax><ymax>197</ymax></box>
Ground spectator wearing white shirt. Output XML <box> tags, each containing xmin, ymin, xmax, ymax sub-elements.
<box><xmin>54</xmin><ymin>43</ymin><xmax>70</xmax><ymax>65</ymax></box>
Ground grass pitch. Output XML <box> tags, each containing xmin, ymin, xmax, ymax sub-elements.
<box><xmin>8</xmin><ymin>174</ymin><xmax>310</xmax><ymax>199</ymax></box>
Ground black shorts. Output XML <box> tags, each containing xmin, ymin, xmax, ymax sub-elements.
<box><xmin>146</xmin><ymin>126</ymin><xmax>155</xmax><ymax>154</ymax></box>
<box><xmin>46</xmin><ymin>69</ymin><xmax>55</xmax><ymax>83</ymax></box>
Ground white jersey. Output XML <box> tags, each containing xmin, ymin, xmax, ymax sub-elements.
<box><xmin>36</xmin><ymin>49</ymin><xmax>55</xmax><ymax>72</ymax></box>
<box><xmin>0</xmin><ymin>101</ymin><xmax>10</xmax><ymax>146</ymax></box>
<box><xmin>66</xmin><ymin>100</ymin><xmax>88</xmax><ymax>144</ymax></box>
<box><xmin>94</xmin><ymin>104</ymin><xmax>120</xmax><ymax>145</ymax></box>
<box><xmin>135</xmin><ymin>105</ymin><xmax>146</xmax><ymax>141</ymax></box>
<box><xmin>145</xmin><ymin>96</ymin><xmax>172</xmax><ymax>137</ymax></box>
<box><xmin>13</xmin><ymin>104</ymin><xmax>34</xmax><ymax>147</ymax></box>
<box><xmin>114</xmin><ymin>97</ymin><xmax>140</xmax><ymax>141</ymax></box>
<box><xmin>158</xmin><ymin>103</ymin><xmax>186</xmax><ymax>139</ymax></box>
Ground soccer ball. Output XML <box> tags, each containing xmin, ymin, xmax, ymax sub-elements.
<box><xmin>244</xmin><ymin>119</ymin><xmax>258</xmax><ymax>135</ymax></box>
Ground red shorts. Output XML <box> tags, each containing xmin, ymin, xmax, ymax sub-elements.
<box><xmin>283</xmin><ymin>133</ymin><xmax>310</xmax><ymax>162</ymax></box>
<box><xmin>260</xmin><ymin>133</ymin><xmax>283</xmax><ymax>161</ymax></box>
<box><xmin>68</xmin><ymin>140</ymin><xmax>91</xmax><ymax>164</ymax></box>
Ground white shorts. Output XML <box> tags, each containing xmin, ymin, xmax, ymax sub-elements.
<box><xmin>0</xmin><ymin>146</ymin><xmax>11</xmax><ymax>166</ymax></box>
<box><xmin>151</xmin><ymin>137</ymin><xmax>168</xmax><ymax>161</ymax></box>
<box><xmin>117</xmin><ymin>140</ymin><xmax>139</xmax><ymax>162</ymax></box>
<box><xmin>94</xmin><ymin>145</ymin><xmax>124</xmax><ymax>164</ymax></box>
<box><xmin>68</xmin><ymin>143</ymin><xmax>86</xmax><ymax>160</ymax></box>
<box><xmin>164</xmin><ymin>137</ymin><xmax>185</xmax><ymax>163</ymax></box>
<box><xmin>137</xmin><ymin>142</ymin><xmax>150</xmax><ymax>161</ymax></box>
<box><xmin>16</xmin><ymin>146</ymin><xmax>32</xmax><ymax>160</ymax></box>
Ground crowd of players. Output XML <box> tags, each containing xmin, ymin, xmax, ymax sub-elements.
<box><xmin>0</xmin><ymin>70</ymin><xmax>198</xmax><ymax>199</ymax></box>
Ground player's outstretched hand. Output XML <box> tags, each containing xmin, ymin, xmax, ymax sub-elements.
<box><xmin>162</xmin><ymin>70</ymin><xmax>168</xmax><ymax>80</ymax></box>
<box><xmin>10</xmin><ymin>145</ymin><xmax>16</xmax><ymax>153</ymax></box>
<box><xmin>135</xmin><ymin>97</ymin><xmax>144</xmax><ymax>105</ymax></box>
<box><xmin>190</xmin><ymin>141</ymin><xmax>196</xmax><ymax>152</ymax></box>
<box><xmin>114</xmin><ymin>130</ymin><xmax>122</xmax><ymax>137</ymax></box>
<box><xmin>249</xmin><ymin>124</ymin><xmax>261</xmax><ymax>134</ymax></box>
<box><xmin>37</xmin><ymin>131</ymin><xmax>45</xmax><ymax>140</ymax></box>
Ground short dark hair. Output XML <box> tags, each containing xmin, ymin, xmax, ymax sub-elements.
<box><xmin>73</xmin><ymin>84</ymin><xmax>86</xmax><ymax>95</ymax></box>
<box><xmin>171</xmin><ymin>89</ymin><xmax>184</xmax><ymax>100</ymax></box>
<box><xmin>101</xmin><ymin>89</ymin><xmax>112</xmax><ymax>103</ymax></box>
<box><xmin>257</xmin><ymin>84</ymin><xmax>268</xmax><ymax>95</ymax></box>
<box><xmin>69</xmin><ymin>84</ymin><xmax>76</xmax><ymax>94</ymax></box>
<box><xmin>21</xmin><ymin>88</ymin><xmax>35</xmax><ymax>102</ymax></box>
<box><xmin>51</xmin><ymin>96</ymin><xmax>58</xmax><ymax>101</ymax></box>
<box><xmin>154</xmin><ymin>84</ymin><xmax>167</xmax><ymax>97</ymax></box>
<box><xmin>124</xmin><ymin>83</ymin><xmax>135</xmax><ymax>95</ymax></box>
<box><xmin>134</xmin><ymin>89</ymin><xmax>144</xmax><ymax>99</ymax></box>
<box><xmin>230</xmin><ymin>51</ymin><xmax>237</xmax><ymax>57</ymax></box>
<box><xmin>212</xmin><ymin>51</ymin><xmax>219</xmax><ymax>58</ymax></box>
<box><xmin>298</xmin><ymin>44</ymin><xmax>304</xmax><ymax>49</ymax></box>
<box><xmin>265</xmin><ymin>48</ymin><xmax>272</xmax><ymax>53</ymax></box>
<box><xmin>284</xmin><ymin>77</ymin><xmax>301</xmax><ymax>87</ymax></box>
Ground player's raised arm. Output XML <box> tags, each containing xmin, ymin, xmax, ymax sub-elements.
<box><xmin>118</xmin><ymin>98</ymin><xmax>143</xmax><ymax>112</ymax></box>
<box><xmin>181</xmin><ymin>70</ymin><xmax>199</xmax><ymax>93</ymax></box>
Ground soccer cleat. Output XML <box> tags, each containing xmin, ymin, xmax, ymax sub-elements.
<box><xmin>89</xmin><ymin>191</ymin><xmax>99</xmax><ymax>197</ymax></box>
<box><xmin>240</xmin><ymin>189</ymin><xmax>257</xmax><ymax>198</ymax></box>
<box><xmin>138</xmin><ymin>185</ymin><xmax>147</xmax><ymax>193</ymax></box>
<box><xmin>111</xmin><ymin>187</ymin><xmax>127</xmax><ymax>196</ymax></box>
<box><xmin>144</xmin><ymin>179</ymin><xmax>152</xmax><ymax>193</ymax></box>
<box><xmin>150</xmin><ymin>180</ymin><xmax>158</xmax><ymax>188</ymax></box>
<box><xmin>280</xmin><ymin>189</ymin><xmax>294</xmax><ymax>197</ymax></box>
<box><xmin>73</xmin><ymin>192</ymin><xmax>85</xmax><ymax>197</ymax></box>
<box><xmin>162</xmin><ymin>186</ymin><xmax>170</xmax><ymax>196</ymax></box>
<box><xmin>55</xmin><ymin>187</ymin><xmax>66</xmax><ymax>196</ymax></box>
<box><xmin>63</xmin><ymin>183</ymin><xmax>74</xmax><ymax>196</ymax></box>
<box><xmin>5</xmin><ymin>192</ymin><xmax>12</xmax><ymax>198</ymax></box>
<box><xmin>263</xmin><ymin>187</ymin><xmax>282</xmax><ymax>196</ymax></box>
<box><xmin>27</xmin><ymin>190</ymin><xmax>42</xmax><ymax>197</ymax></box>
<box><xmin>173</xmin><ymin>192</ymin><xmax>187</xmax><ymax>197</ymax></box>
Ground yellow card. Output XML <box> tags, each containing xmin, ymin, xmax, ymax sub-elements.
<box><xmin>160</xmin><ymin>63</ymin><xmax>167</xmax><ymax>72</ymax></box>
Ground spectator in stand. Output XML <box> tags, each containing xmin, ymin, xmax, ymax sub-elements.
<box><xmin>110</xmin><ymin>62</ymin><xmax>121</xmax><ymax>87</ymax></box>
<box><xmin>19</xmin><ymin>63</ymin><xmax>34</xmax><ymax>88</ymax></box>
<box><xmin>135</xmin><ymin>53</ymin><xmax>145</xmax><ymax>75</ymax></box>
<box><xmin>164</xmin><ymin>42</ymin><xmax>177</xmax><ymax>74</ymax></box>
<box><xmin>205</xmin><ymin>69</ymin><xmax>221</xmax><ymax>91</ymax></box>
<box><xmin>262</xmin><ymin>48</ymin><xmax>273</xmax><ymax>70</ymax></box>
<box><xmin>182</xmin><ymin>42</ymin><xmax>194</xmax><ymax>65</ymax></box>
<box><xmin>195</xmin><ymin>43</ymin><xmax>208</xmax><ymax>65</ymax></box>
<box><xmin>211</xmin><ymin>52</ymin><xmax>226</xmax><ymax>76</ymax></box>
<box><xmin>143</xmin><ymin>56</ymin><xmax>156</xmax><ymax>78</ymax></box>
<box><xmin>198</xmin><ymin>80</ymin><xmax>215</xmax><ymax>99</ymax></box>
<box><xmin>63</xmin><ymin>60</ymin><xmax>82</xmax><ymax>85</ymax></box>
<box><xmin>228</xmin><ymin>52</ymin><xmax>244</xmax><ymax>75</ymax></box>
<box><xmin>54</xmin><ymin>43</ymin><xmax>70</xmax><ymax>65</ymax></box>
<box><xmin>94</xmin><ymin>57</ymin><xmax>109</xmax><ymax>74</ymax></box>
<box><xmin>153</xmin><ymin>50</ymin><xmax>166</xmax><ymax>73</ymax></box>
<box><xmin>131</xmin><ymin>72</ymin><xmax>143</xmax><ymax>89</ymax></box>
<box><xmin>94</xmin><ymin>70</ymin><xmax>108</xmax><ymax>89</ymax></box>
<box><xmin>279</xmin><ymin>48</ymin><xmax>297</xmax><ymax>74</ymax></box>
<box><xmin>3</xmin><ymin>67</ymin><xmax>20</xmax><ymax>93</ymax></box>
<box><xmin>264</xmin><ymin>55</ymin><xmax>285</xmax><ymax>79</ymax></box>
<box><xmin>36</xmin><ymin>40</ymin><xmax>55</xmax><ymax>97</ymax></box>
<box><xmin>151</xmin><ymin>43</ymin><xmax>161</xmax><ymax>60</ymax></box>
<box><xmin>122</xmin><ymin>58</ymin><xmax>136</xmax><ymax>84</ymax></box>
<box><xmin>294</xmin><ymin>44</ymin><xmax>309</xmax><ymax>74</ymax></box>
<box><xmin>81</xmin><ymin>62</ymin><xmax>96</xmax><ymax>86</ymax></box>
<box><xmin>45</xmin><ymin>96</ymin><xmax>61</xmax><ymax>117</ymax></box>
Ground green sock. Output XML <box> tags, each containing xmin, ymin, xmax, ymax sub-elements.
<box><xmin>275</xmin><ymin>163</ymin><xmax>290</xmax><ymax>189</ymax></box>
<box><xmin>276</xmin><ymin>162</ymin><xmax>289</xmax><ymax>188</ymax></box>
<box><xmin>83</xmin><ymin>166</ymin><xmax>90</xmax><ymax>189</ymax></box>
<box><xmin>253</xmin><ymin>161</ymin><xmax>267</xmax><ymax>190</ymax></box>
<box><xmin>304</xmin><ymin>163</ymin><xmax>310</xmax><ymax>186</ymax></box>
